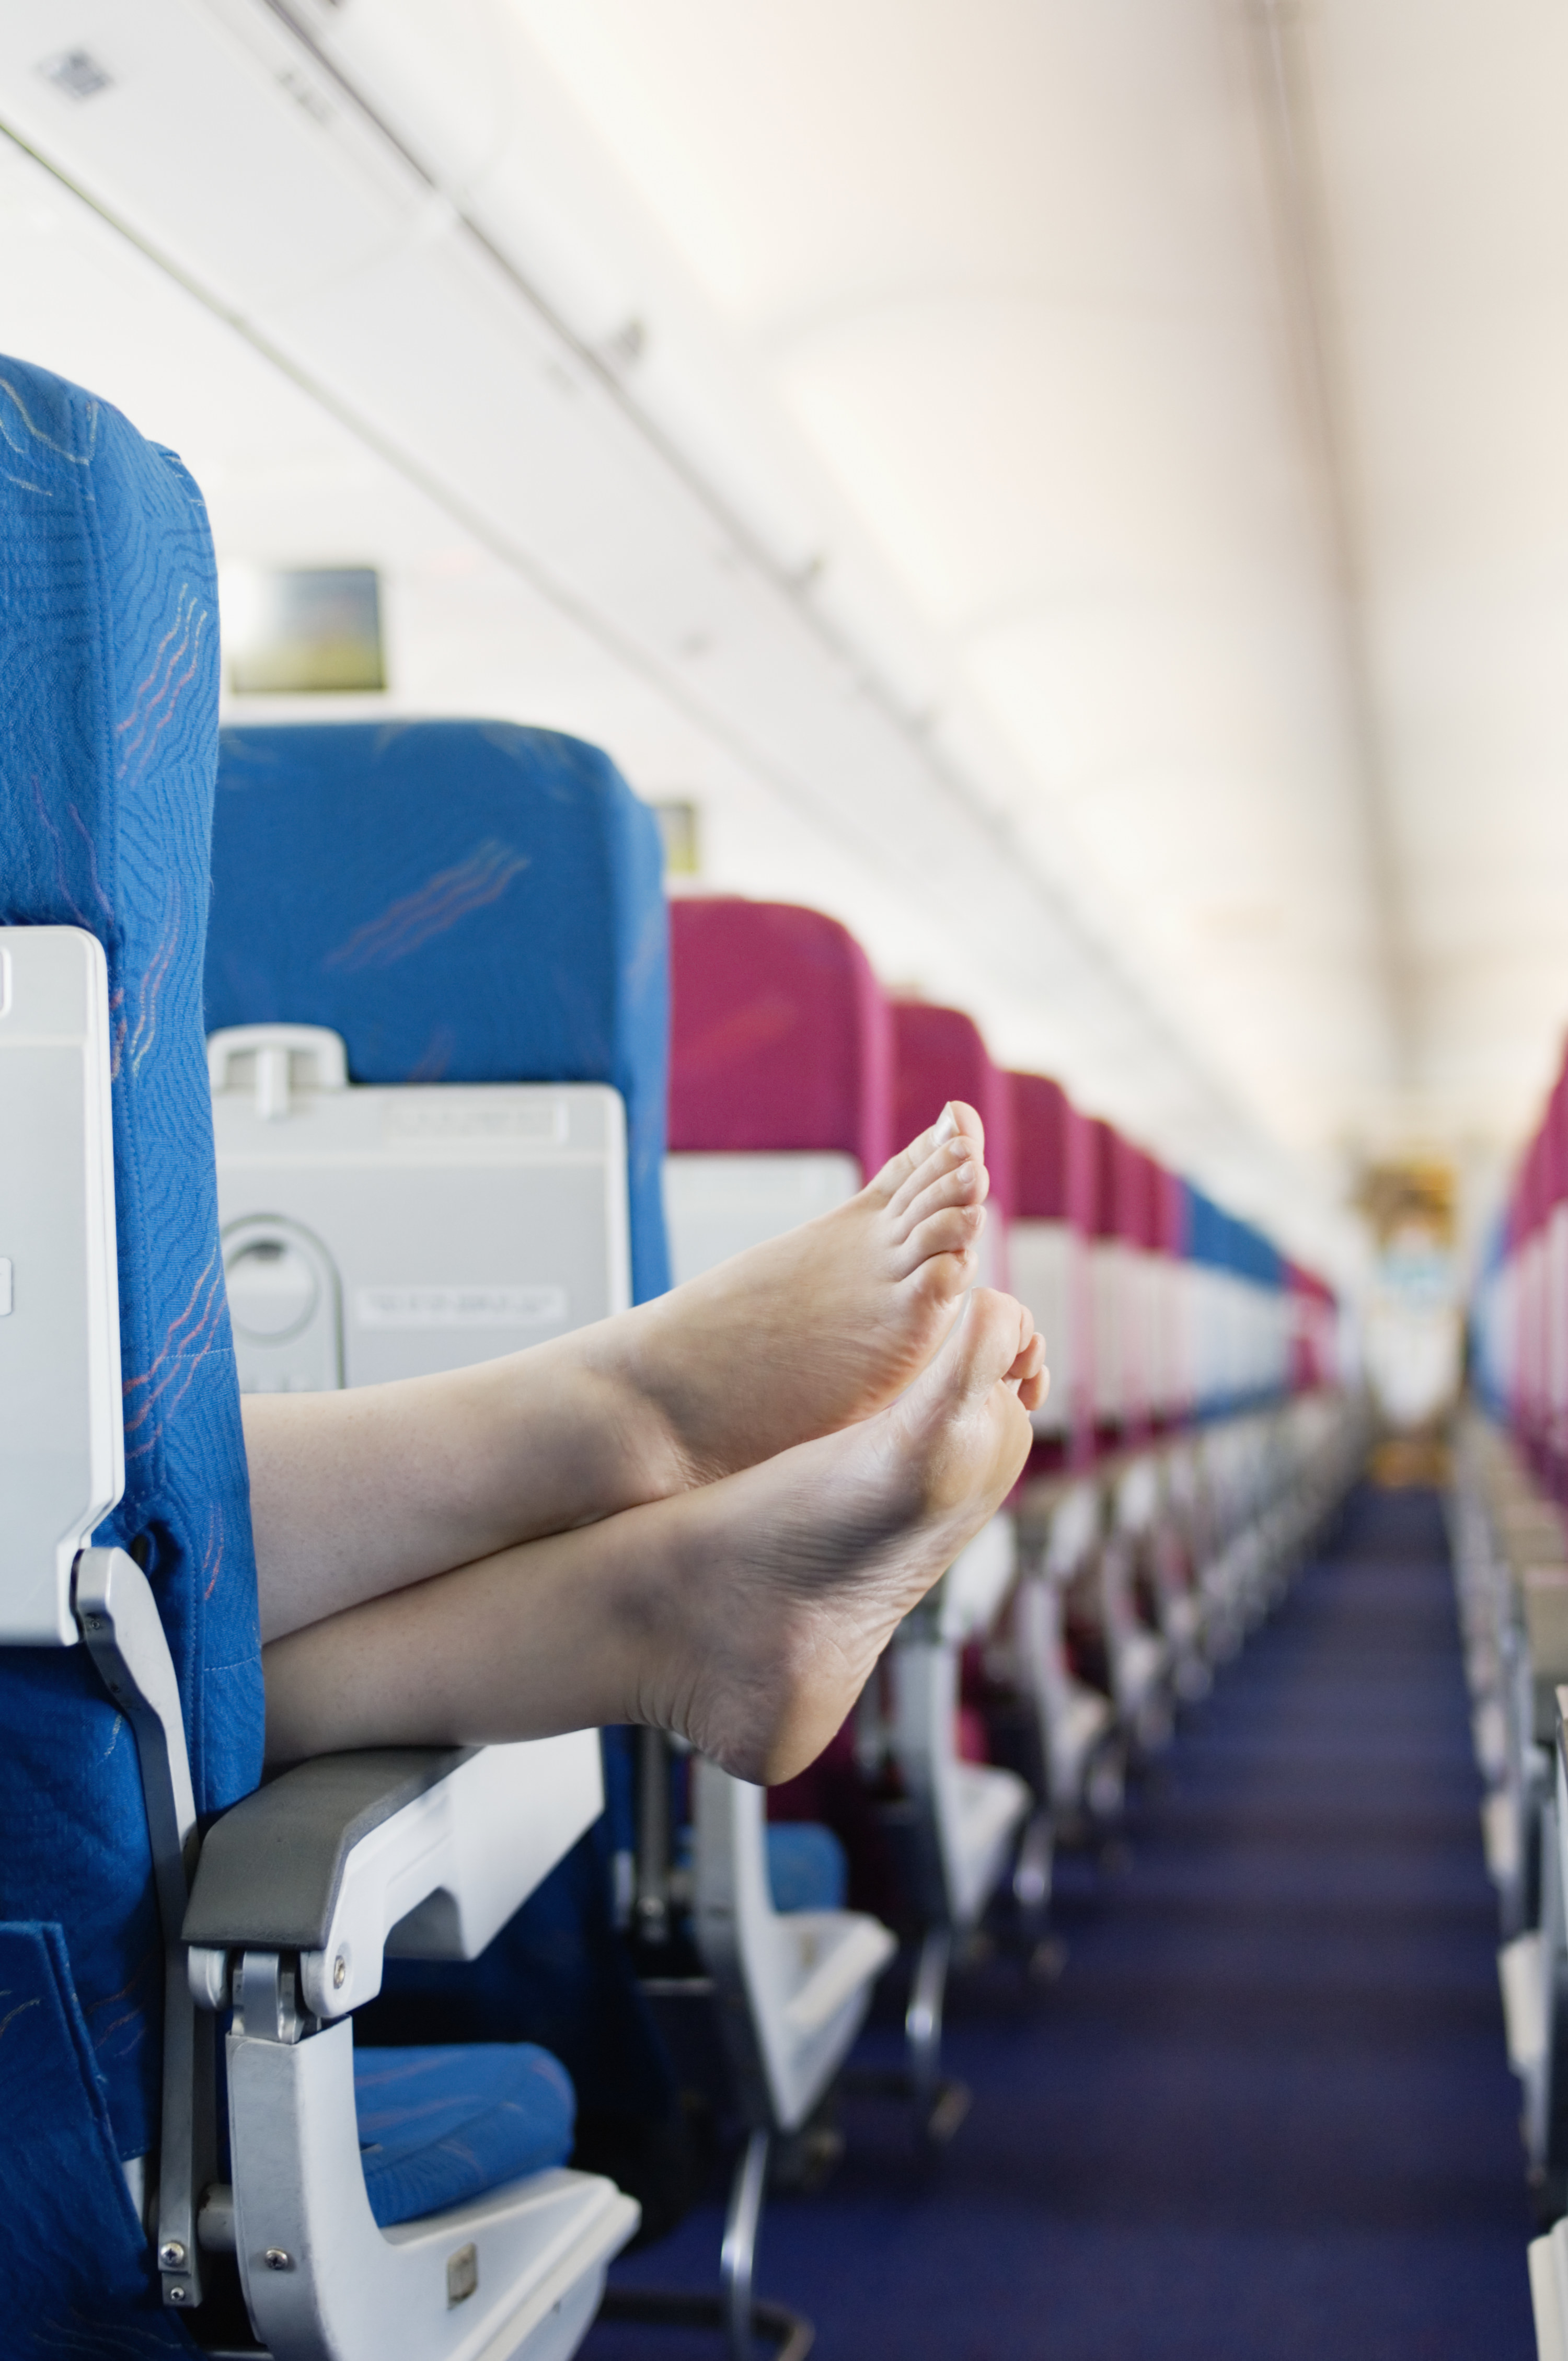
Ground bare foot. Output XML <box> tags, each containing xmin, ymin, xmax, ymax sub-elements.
<box><xmin>258</xmin><ymin>1288</ymin><xmax>1045</xmax><ymax>1776</ymax></box>
<box><xmin>652</xmin><ymin>1287</ymin><xmax>1045</xmax><ymax>1784</ymax></box>
<box><xmin>619</xmin><ymin>1102</ymin><xmax>1000</xmax><ymax>1483</ymax></box>
<box><xmin>246</xmin><ymin>1103</ymin><xmax>1040</xmax><ymax>1652</ymax></box>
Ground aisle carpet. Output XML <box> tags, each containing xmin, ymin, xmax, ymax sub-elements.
<box><xmin>582</xmin><ymin>1484</ymin><xmax>1535</xmax><ymax>2360</ymax></box>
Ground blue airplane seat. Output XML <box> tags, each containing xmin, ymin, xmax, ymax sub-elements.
<box><xmin>0</xmin><ymin>353</ymin><xmax>261</xmax><ymax>2344</ymax></box>
<box><xmin>0</xmin><ymin>357</ymin><xmax>625</xmax><ymax>2355</ymax></box>
<box><xmin>206</xmin><ymin>718</ymin><xmax>671</xmax><ymax>1305</ymax></box>
<box><xmin>204</xmin><ymin>719</ymin><xmax>683</xmax><ymax>2199</ymax></box>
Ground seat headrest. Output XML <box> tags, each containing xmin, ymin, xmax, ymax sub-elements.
<box><xmin>0</xmin><ymin>354</ymin><xmax>261</xmax><ymax>2162</ymax></box>
<box><xmin>206</xmin><ymin>721</ymin><xmax>671</xmax><ymax>1302</ymax></box>
<box><xmin>1087</xmin><ymin>1116</ymin><xmax>1131</xmax><ymax>1243</ymax></box>
<box><xmin>891</xmin><ymin>1001</ymin><xmax>1013</xmax><ymax>1223</ymax></box>
<box><xmin>667</xmin><ymin>897</ymin><xmax>892</xmax><ymax>1175</ymax></box>
<box><xmin>1124</xmin><ymin>1146</ymin><xmax>1161</xmax><ymax>1251</ymax></box>
<box><xmin>1157</xmin><ymin>1167</ymin><xmax>1189</xmax><ymax>1258</ymax></box>
<box><xmin>1009</xmin><ymin>1072</ymin><xmax>1092</xmax><ymax>1228</ymax></box>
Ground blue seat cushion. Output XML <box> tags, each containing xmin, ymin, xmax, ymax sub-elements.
<box><xmin>766</xmin><ymin>1822</ymin><xmax>848</xmax><ymax>1915</ymax></box>
<box><xmin>0</xmin><ymin>1924</ymin><xmax>188</xmax><ymax>2353</ymax></box>
<box><xmin>353</xmin><ymin>2042</ymin><xmax>575</xmax><ymax>2229</ymax></box>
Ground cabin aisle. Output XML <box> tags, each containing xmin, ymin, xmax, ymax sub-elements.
<box><xmin>586</xmin><ymin>1485</ymin><xmax>1535</xmax><ymax>2360</ymax></box>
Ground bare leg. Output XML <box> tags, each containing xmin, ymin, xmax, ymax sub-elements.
<box><xmin>261</xmin><ymin>1290</ymin><xmax>1043</xmax><ymax>1786</ymax></box>
<box><xmin>248</xmin><ymin>1101</ymin><xmax>1017</xmax><ymax>1642</ymax></box>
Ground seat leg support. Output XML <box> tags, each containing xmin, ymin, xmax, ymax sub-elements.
<box><xmin>906</xmin><ymin>1928</ymin><xmax>950</xmax><ymax>2124</ymax></box>
<box><xmin>721</xmin><ymin>2130</ymin><xmax>770</xmax><ymax>2361</ymax></box>
<box><xmin>1012</xmin><ymin>1810</ymin><xmax>1054</xmax><ymax>1936</ymax></box>
<box><xmin>601</xmin><ymin>2127</ymin><xmax>813</xmax><ymax>2360</ymax></box>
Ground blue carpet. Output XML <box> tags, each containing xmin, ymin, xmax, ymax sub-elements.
<box><xmin>585</xmin><ymin>1484</ymin><xmax>1536</xmax><ymax>2359</ymax></box>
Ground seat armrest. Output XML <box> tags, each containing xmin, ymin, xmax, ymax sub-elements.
<box><xmin>184</xmin><ymin>1731</ymin><xmax>602</xmax><ymax>2020</ymax></box>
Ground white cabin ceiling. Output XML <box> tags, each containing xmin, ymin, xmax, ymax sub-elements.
<box><xmin>2</xmin><ymin>0</ymin><xmax>1565</xmax><ymax>1266</ymax></box>
<box><xmin>513</xmin><ymin>0</ymin><xmax>1568</xmax><ymax>1175</ymax></box>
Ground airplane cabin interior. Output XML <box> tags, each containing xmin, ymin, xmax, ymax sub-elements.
<box><xmin>3</xmin><ymin>5</ymin><xmax>1567</xmax><ymax>2357</ymax></box>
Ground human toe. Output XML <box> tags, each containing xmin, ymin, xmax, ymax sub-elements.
<box><xmin>889</xmin><ymin>1146</ymin><xmax>988</xmax><ymax>1237</ymax></box>
<box><xmin>1010</xmin><ymin>1327</ymin><xmax>1048</xmax><ymax>1410</ymax></box>
<box><xmin>894</xmin><ymin>1200</ymin><xmax>986</xmax><ymax>1277</ymax></box>
<box><xmin>955</xmin><ymin>1288</ymin><xmax>1039</xmax><ymax>1391</ymax></box>
<box><xmin>871</xmin><ymin>1100</ymin><xmax>987</xmax><ymax>1207</ymax></box>
<box><xmin>885</xmin><ymin>1131</ymin><xmax>988</xmax><ymax>1226</ymax></box>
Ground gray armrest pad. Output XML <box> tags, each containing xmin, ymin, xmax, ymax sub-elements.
<box><xmin>183</xmin><ymin>1747</ymin><xmax>473</xmax><ymax>1950</ymax></box>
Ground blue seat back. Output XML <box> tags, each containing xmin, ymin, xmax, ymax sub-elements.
<box><xmin>0</xmin><ymin>356</ymin><xmax>261</xmax><ymax>2336</ymax></box>
<box><xmin>204</xmin><ymin>716</ymin><xmax>681</xmax><ymax>2197</ymax></box>
<box><xmin>205</xmin><ymin>721</ymin><xmax>671</xmax><ymax>1304</ymax></box>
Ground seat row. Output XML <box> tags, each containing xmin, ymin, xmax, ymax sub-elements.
<box><xmin>1454</xmin><ymin>1042</ymin><xmax>1568</xmax><ymax>2361</ymax></box>
<box><xmin>0</xmin><ymin>354</ymin><xmax>1366</xmax><ymax>2361</ymax></box>
<box><xmin>200</xmin><ymin>729</ymin><xmax>1365</xmax><ymax>2357</ymax></box>
<box><xmin>1449</xmin><ymin>1417</ymin><xmax>1568</xmax><ymax>2357</ymax></box>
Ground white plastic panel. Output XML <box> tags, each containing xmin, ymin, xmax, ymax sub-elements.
<box><xmin>1009</xmin><ymin>1217</ymin><xmax>1076</xmax><ymax>1437</ymax></box>
<box><xmin>936</xmin><ymin>1513</ymin><xmax>1017</xmax><ymax>1642</ymax></box>
<box><xmin>1116</xmin><ymin>1456</ymin><xmax>1160</xmax><ymax>1536</ymax></box>
<box><xmin>210</xmin><ymin>1027</ymin><xmax>630</xmax><ymax>1388</ymax></box>
<box><xmin>1149</xmin><ymin>1256</ymin><xmax>1192</xmax><ymax>1420</ymax></box>
<box><xmin>227</xmin><ymin>2020</ymin><xmax>637</xmax><ymax>2361</ymax></box>
<box><xmin>298</xmin><ymin>1731</ymin><xmax>604</xmax><ymax>2018</ymax></box>
<box><xmin>1089</xmin><ymin>1239</ymin><xmax>1127</xmax><ymax>1423</ymax></box>
<box><xmin>889</xmin><ymin>1637</ymin><xmax>1030</xmax><ymax>1930</ymax></box>
<box><xmin>1530</xmin><ymin>2225</ymin><xmax>1568</xmax><ymax>2361</ymax></box>
<box><xmin>0</xmin><ymin>928</ymin><xmax>122</xmax><ymax>1644</ymax></box>
<box><xmin>1045</xmin><ymin>1480</ymin><xmax>1101</xmax><ymax>1581</ymax></box>
<box><xmin>663</xmin><ymin>1150</ymin><xmax>860</xmax><ymax>1284</ymax></box>
<box><xmin>690</xmin><ymin>1758</ymin><xmax>895</xmax><ymax>2132</ymax></box>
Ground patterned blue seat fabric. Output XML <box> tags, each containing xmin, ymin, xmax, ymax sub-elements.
<box><xmin>355</xmin><ymin>2044</ymin><xmax>574</xmax><ymax>2229</ymax></box>
<box><xmin>0</xmin><ymin>352</ymin><xmax>260</xmax><ymax>2355</ymax></box>
<box><xmin>0</xmin><ymin>360</ymin><xmax>588</xmax><ymax>2352</ymax></box>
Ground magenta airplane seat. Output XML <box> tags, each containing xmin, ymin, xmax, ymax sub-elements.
<box><xmin>1086</xmin><ymin>1116</ymin><xmax>1120</xmax><ymax>1242</ymax></box>
<box><xmin>1114</xmin><ymin>1137</ymin><xmax>1157</xmax><ymax>1250</ymax></box>
<box><xmin>1009</xmin><ymin>1073</ymin><xmax>1095</xmax><ymax>1457</ymax></box>
<box><xmin>1010</xmin><ymin>1070</ymin><xmax>1093</xmax><ymax>1230</ymax></box>
<box><xmin>891</xmin><ymin>999</ymin><xmax>1016</xmax><ymax>1225</ymax></box>
<box><xmin>1285</xmin><ymin>1261</ymin><xmax>1311</xmax><ymax>1395</ymax></box>
<box><xmin>1144</xmin><ymin>1156</ymin><xmax>1189</xmax><ymax>1426</ymax></box>
<box><xmin>1290</xmin><ymin>1265</ymin><xmax>1336</xmax><ymax>1393</ymax></box>
<box><xmin>1157</xmin><ymin>1164</ymin><xmax>1189</xmax><ymax>1260</ymax></box>
<box><xmin>1083</xmin><ymin>1116</ymin><xmax>1152</xmax><ymax>1439</ymax></box>
<box><xmin>1548</xmin><ymin>1073</ymin><xmax>1568</xmax><ymax>1479</ymax></box>
<box><xmin>668</xmin><ymin>896</ymin><xmax>893</xmax><ymax>1176</ymax></box>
